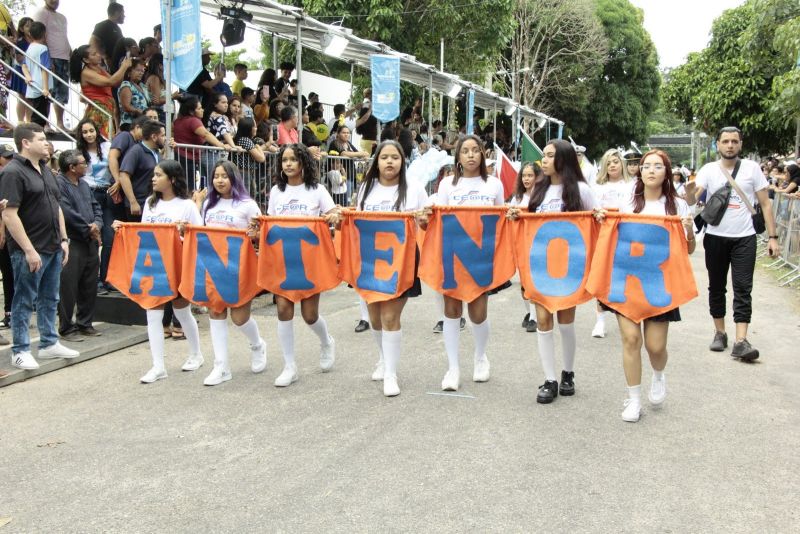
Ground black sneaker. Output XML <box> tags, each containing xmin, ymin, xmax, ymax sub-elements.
<box><xmin>78</xmin><ymin>326</ymin><xmax>102</xmax><ymax>337</ymax></box>
<box><xmin>731</xmin><ymin>339</ymin><xmax>759</xmax><ymax>361</ymax></box>
<box><xmin>526</xmin><ymin>319</ymin><xmax>537</xmax><ymax>333</ymax></box>
<box><xmin>559</xmin><ymin>371</ymin><xmax>575</xmax><ymax>396</ymax></box>
<box><xmin>432</xmin><ymin>321</ymin><xmax>443</xmax><ymax>334</ymax></box>
<box><xmin>522</xmin><ymin>313</ymin><xmax>530</xmax><ymax>329</ymax></box>
<box><xmin>60</xmin><ymin>331</ymin><xmax>86</xmax><ymax>342</ymax></box>
<box><xmin>709</xmin><ymin>331</ymin><xmax>728</xmax><ymax>352</ymax></box>
<box><xmin>536</xmin><ymin>380</ymin><xmax>559</xmax><ymax>404</ymax></box>
<box><xmin>354</xmin><ymin>319</ymin><xmax>370</xmax><ymax>333</ymax></box>
<box><xmin>96</xmin><ymin>283</ymin><xmax>109</xmax><ymax>296</ymax></box>
<box><xmin>459</xmin><ymin>317</ymin><xmax>466</xmax><ymax>331</ymax></box>
<box><xmin>1</xmin><ymin>313</ymin><xmax>10</xmax><ymax>329</ymax></box>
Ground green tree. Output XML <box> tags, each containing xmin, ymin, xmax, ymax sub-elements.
<box><xmin>1</xmin><ymin>0</ymin><xmax>31</xmax><ymax>17</ymax></box>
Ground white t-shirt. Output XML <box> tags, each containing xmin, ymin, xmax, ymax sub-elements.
<box><xmin>356</xmin><ymin>180</ymin><xmax>429</xmax><ymax>212</ymax></box>
<box><xmin>593</xmin><ymin>179</ymin><xmax>634</xmax><ymax>209</ymax></box>
<box><xmin>533</xmin><ymin>181</ymin><xmax>596</xmax><ymax>213</ymax></box>
<box><xmin>581</xmin><ymin>160</ymin><xmax>597</xmax><ymax>186</ymax></box>
<box><xmin>141</xmin><ymin>197</ymin><xmax>203</xmax><ymax>225</ymax></box>
<box><xmin>622</xmin><ymin>195</ymin><xmax>691</xmax><ymax>236</ymax></box>
<box><xmin>508</xmin><ymin>193</ymin><xmax>530</xmax><ymax>208</ymax></box>
<box><xmin>695</xmin><ymin>159</ymin><xmax>768</xmax><ymax>238</ymax></box>
<box><xmin>431</xmin><ymin>175</ymin><xmax>505</xmax><ymax>207</ymax></box>
<box><xmin>267</xmin><ymin>183</ymin><xmax>336</xmax><ymax>217</ymax></box>
<box><xmin>203</xmin><ymin>198</ymin><xmax>261</xmax><ymax>229</ymax></box>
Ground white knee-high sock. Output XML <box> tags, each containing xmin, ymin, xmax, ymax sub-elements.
<box><xmin>435</xmin><ymin>292</ymin><xmax>445</xmax><ymax>321</ymax></box>
<box><xmin>382</xmin><ymin>330</ymin><xmax>401</xmax><ymax>378</ymax></box>
<box><xmin>209</xmin><ymin>318</ymin><xmax>230</xmax><ymax>371</ymax></box>
<box><xmin>524</xmin><ymin>299</ymin><xmax>531</xmax><ymax>315</ymax></box>
<box><xmin>371</xmin><ymin>328</ymin><xmax>384</xmax><ymax>364</ymax></box>
<box><xmin>146</xmin><ymin>309</ymin><xmax>165</xmax><ymax>370</ymax></box>
<box><xmin>308</xmin><ymin>316</ymin><xmax>332</xmax><ymax>346</ymax></box>
<box><xmin>173</xmin><ymin>306</ymin><xmax>201</xmax><ymax>356</ymax></box>
<box><xmin>358</xmin><ymin>297</ymin><xmax>369</xmax><ymax>322</ymax></box>
<box><xmin>537</xmin><ymin>329</ymin><xmax>557</xmax><ymax>381</ymax></box>
<box><xmin>277</xmin><ymin>319</ymin><xmax>295</xmax><ymax>366</ymax></box>
<box><xmin>443</xmin><ymin>317</ymin><xmax>461</xmax><ymax>372</ymax></box>
<box><xmin>559</xmin><ymin>322</ymin><xmax>576</xmax><ymax>373</ymax></box>
<box><xmin>236</xmin><ymin>317</ymin><xmax>262</xmax><ymax>347</ymax></box>
<box><xmin>595</xmin><ymin>308</ymin><xmax>606</xmax><ymax>326</ymax></box>
<box><xmin>472</xmin><ymin>319</ymin><xmax>489</xmax><ymax>362</ymax></box>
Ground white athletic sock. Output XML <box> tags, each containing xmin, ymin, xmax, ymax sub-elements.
<box><xmin>236</xmin><ymin>317</ymin><xmax>262</xmax><ymax>347</ymax></box>
<box><xmin>627</xmin><ymin>384</ymin><xmax>642</xmax><ymax>400</ymax></box>
<box><xmin>308</xmin><ymin>316</ymin><xmax>332</xmax><ymax>346</ymax></box>
<box><xmin>371</xmin><ymin>328</ymin><xmax>384</xmax><ymax>364</ymax></box>
<box><xmin>559</xmin><ymin>322</ymin><xmax>576</xmax><ymax>373</ymax></box>
<box><xmin>358</xmin><ymin>297</ymin><xmax>369</xmax><ymax>322</ymax></box>
<box><xmin>209</xmin><ymin>318</ymin><xmax>230</xmax><ymax>371</ymax></box>
<box><xmin>435</xmin><ymin>292</ymin><xmax>445</xmax><ymax>321</ymax></box>
<box><xmin>277</xmin><ymin>319</ymin><xmax>295</xmax><ymax>366</ymax></box>
<box><xmin>146</xmin><ymin>309</ymin><xmax>165</xmax><ymax>370</ymax></box>
<box><xmin>173</xmin><ymin>305</ymin><xmax>201</xmax><ymax>356</ymax></box>
<box><xmin>595</xmin><ymin>309</ymin><xmax>606</xmax><ymax>326</ymax></box>
<box><xmin>382</xmin><ymin>330</ymin><xmax>401</xmax><ymax>378</ymax></box>
<box><xmin>472</xmin><ymin>319</ymin><xmax>489</xmax><ymax>362</ymax></box>
<box><xmin>525</xmin><ymin>300</ymin><xmax>531</xmax><ymax>316</ymax></box>
<box><xmin>537</xmin><ymin>329</ymin><xmax>557</xmax><ymax>381</ymax></box>
<box><xmin>653</xmin><ymin>369</ymin><xmax>664</xmax><ymax>380</ymax></box>
<box><xmin>443</xmin><ymin>317</ymin><xmax>461</xmax><ymax>372</ymax></box>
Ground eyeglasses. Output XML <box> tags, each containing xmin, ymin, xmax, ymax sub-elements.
<box><xmin>641</xmin><ymin>164</ymin><xmax>665</xmax><ymax>171</ymax></box>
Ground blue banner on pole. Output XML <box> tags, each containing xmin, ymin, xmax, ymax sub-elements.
<box><xmin>161</xmin><ymin>0</ymin><xmax>202</xmax><ymax>91</ymax></box>
<box><xmin>557</xmin><ymin>123</ymin><xmax>564</xmax><ymax>140</ymax></box>
<box><xmin>466</xmin><ymin>89</ymin><xmax>475</xmax><ymax>135</ymax></box>
<box><xmin>370</xmin><ymin>55</ymin><xmax>400</xmax><ymax>122</ymax></box>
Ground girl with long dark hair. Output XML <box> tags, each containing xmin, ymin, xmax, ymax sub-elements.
<box><xmin>509</xmin><ymin>161</ymin><xmax>543</xmax><ymax>333</ymax></box>
<box><xmin>266</xmin><ymin>144</ymin><xmax>340</xmax><ymax>387</ymax></box>
<box><xmin>356</xmin><ymin>141</ymin><xmax>428</xmax><ymax>396</ymax></box>
<box><xmin>594</xmin><ymin>150</ymin><xmax>694</xmax><ymax>422</ymax></box>
<box><xmin>420</xmin><ymin>134</ymin><xmax>504</xmax><ymax>392</ymax></box>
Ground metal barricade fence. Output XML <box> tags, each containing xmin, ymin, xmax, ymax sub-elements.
<box><xmin>766</xmin><ymin>192</ymin><xmax>800</xmax><ymax>286</ymax></box>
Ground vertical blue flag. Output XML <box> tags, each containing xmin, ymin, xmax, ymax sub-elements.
<box><xmin>161</xmin><ymin>0</ymin><xmax>202</xmax><ymax>90</ymax></box>
<box><xmin>557</xmin><ymin>123</ymin><xmax>563</xmax><ymax>140</ymax></box>
<box><xmin>370</xmin><ymin>55</ymin><xmax>400</xmax><ymax>122</ymax></box>
<box><xmin>466</xmin><ymin>89</ymin><xmax>475</xmax><ymax>135</ymax></box>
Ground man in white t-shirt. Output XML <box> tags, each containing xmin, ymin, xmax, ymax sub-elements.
<box><xmin>686</xmin><ymin>126</ymin><xmax>780</xmax><ymax>361</ymax></box>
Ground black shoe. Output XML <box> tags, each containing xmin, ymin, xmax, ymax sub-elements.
<box><xmin>522</xmin><ymin>313</ymin><xmax>530</xmax><ymax>329</ymax></box>
<box><xmin>78</xmin><ymin>326</ymin><xmax>102</xmax><ymax>337</ymax></box>
<box><xmin>96</xmin><ymin>283</ymin><xmax>109</xmax><ymax>296</ymax></box>
<box><xmin>432</xmin><ymin>320</ymin><xmax>443</xmax><ymax>334</ymax></box>
<box><xmin>459</xmin><ymin>317</ymin><xmax>466</xmax><ymax>331</ymax></box>
<box><xmin>0</xmin><ymin>313</ymin><xmax>10</xmax><ymax>329</ymax></box>
<box><xmin>526</xmin><ymin>319</ymin><xmax>537</xmax><ymax>333</ymax></box>
<box><xmin>731</xmin><ymin>338</ymin><xmax>759</xmax><ymax>361</ymax></box>
<box><xmin>354</xmin><ymin>319</ymin><xmax>370</xmax><ymax>333</ymax></box>
<box><xmin>60</xmin><ymin>330</ymin><xmax>86</xmax><ymax>342</ymax></box>
<box><xmin>559</xmin><ymin>371</ymin><xmax>575</xmax><ymax>396</ymax></box>
<box><xmin>709</xmin><ymin>331</ymin><xmax>728</xmax><ymax>352</ymax></box>
<box><xmin>536</xmin><ymin>380</ymin><xmax>559</xmax><ymax>404</ymax></box>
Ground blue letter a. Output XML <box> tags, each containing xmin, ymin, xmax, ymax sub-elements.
<box><xmin>130</xmin><ymin>230</ymin><xmax>172</xmax><ymax>296</ymax></box>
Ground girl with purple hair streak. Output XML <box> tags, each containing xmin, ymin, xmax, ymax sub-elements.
<box><xmin>194</xmin><ymin>160</ymin><xmax>267</xmax><ymax>386</ymax></box>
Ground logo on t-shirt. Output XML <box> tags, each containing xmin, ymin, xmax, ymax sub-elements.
<box><xmin>144</xmin><ymin>214</ymin><xmax>175</xmax><ymax>224</ymax></box>
<box><xmin>728</xmin><ymin>191</ymin><xmax>743</xmax><ymax>210</ymax></box>
<box><xmin>364</xmin><ymin>200</ymin><xmax>393</xmax><ymax>212</ymax></box>
<box><xmin>207</xmin><ymin>211</ymin><xmax>235</xmax><ymax>225</ymax></box>
<box><xmin>453</xmin><ymin>190</ymin><xmax>495</xmax><ymax>205</ymax></box>
<box><xmin>278</xmin><ymin>199</ymin><xmax>309</xmax><ymax>214</ymax></box>
<box><xmin>536</xmin><ymin>198</ymin><xmax>564</xmax><ymax>213</ymax></box>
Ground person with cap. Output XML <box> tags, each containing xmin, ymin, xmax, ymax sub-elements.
<box><xmin>185</xmin><ymin>48</ymin><xmax>225</xmax><ymax>109</ymax></box>
<box><xmin>0</xmin><ymin>143</ymin><xmax>15</xmax><ymax>340</ymax></box>
<box><xmin>623</xmin><ymin>149</ymin><xmax>641</xmax><ymax>179</ymax></box>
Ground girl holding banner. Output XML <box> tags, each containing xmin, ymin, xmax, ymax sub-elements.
<box><xmin>267</xmin><ymin>144</ymin><xmax>339</xmax><ymax>387</ymax></box>
<box><xmin>510</xmin><ymin>139</ymin><xmax>596</xmax><ymax>404</ymax></box>
<box><xmin>354</xmin><ymin>140</ymin><xmax>429</xmax><ymax>397</ymax></box>
<box><xmin>593</xmin><ymin>150</ymin><xmax>695</xmax><ymax>422</ymax></box>
<box><xmin>509</xmin><ymin>162</ymin><xmax>542</xmax><ymax>334</ymax></box>
<box><xmin>591</xmin><ymin>149</ymin><xmax>634</xmax><ymax>339</ymax></box>
<box><xmin>196</xmin><ymin>161</ymin><xmax>267</xmax><ymax>386</ymax></box>
<box><xmin>422</xmin><ymin>135</ymin><xmax>505</xmax><ymax>392</ymax></box>
<box><xmin>112</xmin><ymin>160</ymin><xmax>205</xmax><ymax>383</ymax></box>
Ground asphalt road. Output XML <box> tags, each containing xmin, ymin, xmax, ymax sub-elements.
<box><xmin>1</xmin><ymin>245</ymin><xmax>798</xmax><ymax>533</ymax></box>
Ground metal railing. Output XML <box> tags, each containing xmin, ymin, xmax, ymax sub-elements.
<box><xmin>760</xmin><ymin>192</ymin><xmax>800</xmax><ymax>286</ymax></box>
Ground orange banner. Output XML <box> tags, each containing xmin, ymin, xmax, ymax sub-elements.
<box><xmin>106</xmin><ymin>223</ymin><xmax>182</xmax><ymax>309</ymax></box>
<box><xmin>419</xmin><ymin>206</ymin><xmax>515</xmax><ymax>302</ymax></box>
<box><xmin>256</xmin><ymin>216</ymin><xmax>340</xmax><ymax>302</ymax></box>
<box><xmin>178</xmin><ymin>226</ymin><xmax>261</xmax><ymax>313</ymax></box>
<box><xmin>338</xmin><ymin>211</ymin><xmax>418</xmax><ymax>304</ymax></box>
<box><xmin>585</xmin><ymin>213</ymin><xmax>698</xmax><ymax>322</ymax></box>
<box><xmin>513</xmin><ymin>212</ymin><xmax>598</xmax><ymax>312</ymax></box>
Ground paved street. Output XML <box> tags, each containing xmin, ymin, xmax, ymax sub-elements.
<box><xmin>1</xmin><ymin>246</ymin><xmax>798</xmax><ymax>533</ymax></box>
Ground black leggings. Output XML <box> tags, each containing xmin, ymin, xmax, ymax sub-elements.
<box><xmin>703</xmin><ymin>233</ymin><xmax>757</xmax><ymax>323</ymax></box>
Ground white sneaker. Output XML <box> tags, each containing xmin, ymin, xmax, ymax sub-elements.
<box><xmin>11</xmin><ymin>351</ymin><xmax>39</xmax><ymax>370</ymax></box>
<box><xmin>621</xmin><ymin>398</ymin><xmax>641</xmax><ymax>422</ymax></box>
<box><xmin>140</xmin><ymin>367</ymin><xmax>167</xmax><ymax>383</ymax></box>
<box><xmin>320</xmin><ymin>337</ymin><xmax>335</xmax><ymax>372</ymax></box>
<box><xmin>473</xmin><ymin>356</ymin><xmax>490</xmax><ymax>382</ymax></box>
<box><xmin>591</xmin><ymin>322</ymin><xmax>606</xmax><ymax>338</ymax></box>
<box><xmin>38</xmin><ymin>341</ymin><xmax>80</xmax><ymax>359</ymax></box>
<box><xmin>204</xmin><ymin>366</ymin><xmax>232</xmax><ymax>386</ymax></box>
<box><xmin>250</xmin><ymin>339</ymin><xmax>267</xmax><ymax>373</ymax></box>
<box><xmin>371</xmin><ymin>361</ymin><xmax>385</xmax><ymax>381</ymax></box>
<box><xmin>441</xmin><ymin>369</ymin><xmax>460</xmax><ymax>391</ymax></box>
<box><xmin>274</xmin><ymin>364</ymin><xmax>298</xmax><ymax>387</ymax></box>
<box><xmin>649</xmin><ymin>373</ymin><xmax>667</xmax><ymax>405</ymax></box>
<box><xmin>181</xmin><ymin>353</ymin><xmax>204</xmax><ymax>371</ymax></box>
<box><xmin>383</xmin><ymin>375</ymin><xmax>400</xmax><ymax>397</ymax></box>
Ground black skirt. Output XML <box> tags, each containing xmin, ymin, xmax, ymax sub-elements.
<box><xmin>400</xmin><ymin>247</ymin><xmax>422</xmax><ymax>298</ymax></box>
<box><xmin>599</xmin><ymin>301</ymin><xmax>681</xmax><ymax>322</ymax></box>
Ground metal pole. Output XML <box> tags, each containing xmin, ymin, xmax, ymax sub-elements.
<box><xmin>795</xmin><ymin>118</ymin><xmax>799</xmax><ymax>158</ymax></box>
<box><xmin>163</xmin><ymin>0</ymin><xmax>173</xmax><ymax>158</ymax></box>
<box><xmin>492</xmin><ymin>102</ymin><xmax>496</xmax><ymax>142</ymax></box>
<box><xmin>295</xmin><ymin>18</ymin><xmax>303</xmax><ymax>142</ymax></box>
<box><xmin>273</xmin><ymin>33</ymin><xmax>278</xmax><ymax>71</ymax></box>
<box><xmin>439</xmin><ymin>38</ymin><xmax>444</xmax><ymax>121</ymax></box>
<box><xmin>690</xmin><ymin>131</ymin><xmax>695</xmax><ymax>169</ymax></box>
<box><xmin>428</xmin><ymin>73</ymin><xmax>433</xmax><ymax>139</ymax></box>
<box><xmin>349</xmin><ymin>62</ymin><xmax>355</xmax><ymax>105</ymax></box>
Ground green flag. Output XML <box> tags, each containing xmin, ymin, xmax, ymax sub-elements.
<box><xmin>521</xmin><ymin>130</ymin><xmax>543</xmax><ymax>163</ymax></box>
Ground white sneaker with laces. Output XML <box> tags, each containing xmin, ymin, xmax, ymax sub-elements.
<box><xmin>38</xmin><ymin>341</ymin><xmax>79</xmax><ymax>359</ymax></box>
<box><xmin>274</xmin><ymin>364</ymin><xmax>298</xmax><ymax>387</ymax></box>
<box><xmin>383</xmin><ymin>375</ymin><xmax>400</xmax><ymax>397</ymax></box>
<box><xmin>140</xmin><ymin>367</ymin><xmax>167</xmax><ymax>383</ymax></box>
<box><xmin>591</xmin><ymin>322</ymin><xmax>606</xmax><ymax>338</ymax></box>
<box><xmin>441</xmin><ymin>369</ymin><xmax>460</xmax><ymax>391</ymax></box>
<box><xmin>621</xmin><ymin>398</ymin><xmax>641</xmax><ymax>422</ymax></box>
<box><xmin>649</xmin><ymin>373</ymin><xmax>667</xmax><ymax>405</ymax></box>
<box><xmin>473</xmin><ymin>356</ymin><xmax>490</xmax><ymax>382</ymax></box>
<box><xmin>11</xmin><ymin>351</ymin><xmax>39</xmax><ymax>370</ymax></box>
<box><xmin>204</xmin><ymin>366</ymin><xmax>232</xmax><ymax>386</ymax></box>
<box><xmin>320</xmin><ymin>337</ymin><xmax>335</xmax><ymax>372</ymax></box>
<box><xmin>181</xmin><ymin>353</ymin><xmax>204</xmax><ymax>371</ymax></box>
<box><xmin>371</xmin><ymin>361</ymin><xmax>385</xmax><ymax>381</ymax></box>
<box><xmin>250</xmin><ymin>339</ymin><xmax>267</xmax><ymax>373</ymax></box>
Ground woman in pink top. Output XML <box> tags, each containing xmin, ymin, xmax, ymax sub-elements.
<box><xmin>276</xmin><ymin>105</ymin><xmax>299</xmax><ymax>145</ymax></box>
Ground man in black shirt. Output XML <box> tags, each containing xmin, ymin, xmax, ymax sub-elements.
<box><xmin>0</xmin><ymin>123</ymin><xmax>79</xmax><ymax>369</ymax></box>
<box><xmin>91</xmin><ymin>2</ymin><xmax>124</xmax><ymax>62</ymax></box>
<box><xmin>185</xmin><ymin>48</ymin><xmax>224</xmax><ymax>109</ymax></box>
<box><xmin>118</xmin><ymin>120</ymin><xmax>165</xmax><ymax>219</ymax></box>
<box><xmin>356</xmin><ymin>88</ymin><xmax>378</xmax><ymax>155</ymax></box>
